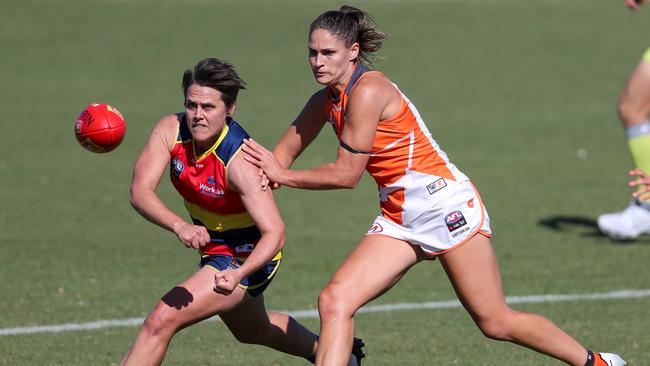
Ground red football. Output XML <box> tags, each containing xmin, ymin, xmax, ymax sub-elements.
<box><xmin>75</xmin><ymin>103</ymin><xmax>127</xmax><ymax>153</ymax></box>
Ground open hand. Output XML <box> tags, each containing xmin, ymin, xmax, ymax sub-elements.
<box><xmin>630</xmin><ymin>168</ymin><xmax>650</xmax><ymax>201</ymax></box>
<box><xmin>242</xmin><ymin>138</ymin><xmax>286</xmax><ymax>189</ymax></box>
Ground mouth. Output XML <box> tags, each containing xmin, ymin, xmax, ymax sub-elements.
<box><xmin>191</xmin><ymin>123</ymin><xmax>208</xmax><ymax>129</ymax></box>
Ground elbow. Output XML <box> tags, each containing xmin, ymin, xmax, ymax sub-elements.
<box><xmin>129</xmin><ymin>187</ymin><xmax>137</xmax><ymax>209</ymax></box>
<box><xmin>129</xmin><ymin>186</ymin><xmax>144</xmax><ymax>211</ymax></box>
<box><xmin>276</xmin><ymin>226</ymin><xmax>286</xmax><ymax>251</ymax></box>
<box><xmin>340</xmin><ymin>173</ymin><xmax>362</xmax><ymax>189</ymax></box>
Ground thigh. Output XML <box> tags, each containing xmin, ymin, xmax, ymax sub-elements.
<box><xmin>326</xmin><ymin>234</ymin><xmax>426</xmax><ymax>310</ymax></box>
<box><xmin>620</xmin><ymin>58</ymin><xmax>650</xmax><ymax>121</ymax></box>
<box><xmin>438</xmin><ymin>234</ymin><xmax>508</xmax><ymax>320</ymax></box>
<box><xmin>219</xmin><ymin>293</ymin><xmax>270</xmax><ymax>335</ymax></box>
<box><xmin>154</xmin><ymin>266</ymin><xmax>247</xmax><ymax>329</ymax></box>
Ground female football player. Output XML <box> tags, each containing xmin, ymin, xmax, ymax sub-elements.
<box><xmin>242</xmin><ymin>6</ymin><xmax>627</xmax><ymax>366</ymax></box>
<box><xmin>121</xmin><ymin>58</ymin><xmax>363</xmax><ymax>365</ymax></box>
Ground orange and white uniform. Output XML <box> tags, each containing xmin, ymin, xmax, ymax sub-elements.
<box><xmin>325</xmin><ymin>65</ymin><xmax>492</xmax><ymax>254</ymax></box>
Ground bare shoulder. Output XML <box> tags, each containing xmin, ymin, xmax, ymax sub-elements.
<box><xmin>293</xmin><ymin>88</ymin><xmax>329</xmax><ymax>124</ymax></box>
<box><xmin>349</xmin><ymin>71</ymin><xmax>399</xmax><ymax>108</ymax></box>
<box><xmin>153</xmin><ymin>114</ymin><xmax>182</xmax><ymax>132</ymax></box>
<box><xmin>304</xmin><ymin>88</ymin><xmax>329</xmax><ymax>112</ymax></box>
<box><xmin>227</xmin><ymin>151</ymin><xmax>262</xmax><ymax>194</ymax></box>
<box><xmin>148</xmin><ymin>114</ymin><xmax>182</xmax><ymax>151</ymax></box>
<box><xmin>354</xmin><ymin>71</ymin><xmax>396</xmax><ymax>95</ymax></box>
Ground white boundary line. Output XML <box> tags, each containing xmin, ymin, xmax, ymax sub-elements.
<box><xmin>2</xmin><ymin>289</ymin><xmax>650</xmax><ymax>336</ymax></box>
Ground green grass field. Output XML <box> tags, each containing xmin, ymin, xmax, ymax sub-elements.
<box><xmin>1</xmin><ymin>0</ymin><xmax>650</xmax><ymax>364</ymax></box>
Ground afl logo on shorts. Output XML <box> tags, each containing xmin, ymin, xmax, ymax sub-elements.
<box><xmin>367</xmin><ymin>223</ymin><xmax>383</xmax><ymax>234</ymax></box>
<box><xmin>445</xmin><ymin>211</ymin><xmax>467</xmax><ymax>232</ymax></box>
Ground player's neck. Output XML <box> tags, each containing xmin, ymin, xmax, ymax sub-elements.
<box><xmin>329</xmin><ymin>62</ymin><xmax>358</xmax><ymax>95</ymax></box>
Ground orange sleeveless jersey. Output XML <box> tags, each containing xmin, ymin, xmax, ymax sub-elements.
<box><xmin>324</xmin><ymin>65</ymin><xmax>469</xmax><ymax>225</ymax></box>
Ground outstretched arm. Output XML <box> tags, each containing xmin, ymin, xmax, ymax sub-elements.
<box><xmin>130</xmin><ymin>115</ymin><xmax>210</xmax><ymax>249</ymax></box>
<box><xmin>243</xmin><ymin>78</ymin><xmax>391</xmax><ymax>190</ymax></box>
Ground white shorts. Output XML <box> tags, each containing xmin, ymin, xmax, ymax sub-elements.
<box><xmin>365</xmin><ymin>181</ymin><xmax>492</xmax><ymax>255</ymax></box>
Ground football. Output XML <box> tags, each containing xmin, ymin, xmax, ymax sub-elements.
<box><xmin>75</xmin><ymin>103</ymin><xmax>127</xmax><ymax>153</ymax></box>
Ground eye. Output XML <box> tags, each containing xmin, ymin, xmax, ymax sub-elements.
<box><xmin>185</xmin><ymin>101</ymin><xmax>197</xmax><ymax>110</ymax></box>
<box><xmin>308</xmin><ymin>48</ymin><xmax>317</xmax><ymax>57</ymax></box>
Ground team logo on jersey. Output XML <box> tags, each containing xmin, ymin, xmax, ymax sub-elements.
<box><xmin>207</xmin><ymin>176</ymin><xmax>216</xmax><ymax>185</ymax></box>
<box><xmin>367</xmin><ymin>223</ymin><xmax>383</xmax><ymax>234</ymax></box>
<box><xmin>171</xmin><ymin>158</ymin><xmax>184</xmax><ymax>177</ymax></box>
<box><xmin>445</xmin><ymin>210</ymin><xmax>467</xmax><ymax>232</ymax></box>
<box><xmin>426</xmin><ymin>178</ymin><xmax>447</xmax><ymax>195</ymax></box>
<box><xmin>467</xmin><ymin>198</ymin><xmax>475</xmax><ymax>208</ymax></box>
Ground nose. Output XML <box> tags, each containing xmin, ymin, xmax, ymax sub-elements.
<box><xmin>312</xmin><ymin>53</ymin><xmax>323</xmax><ymax>68</ymax></box>
<box><xmin>193</xmin><ymin>106</ymin><xmax>204</xmax><ymax>120</ymax></box>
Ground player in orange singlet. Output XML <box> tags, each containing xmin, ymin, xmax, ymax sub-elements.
<box><xmin>242</xmin><ymin>6</ymin><xmax>626</xmax><ymax>366</ymax></box>
<box><xmin>121</xmin><ymin>58</ymin><xmax>364</xmax><ymax>366</ymax></box>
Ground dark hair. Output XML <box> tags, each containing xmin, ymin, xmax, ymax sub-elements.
<box><xmin>182</xmin><ymin>58</ymin><xmax>247</xmax><ymax>108</ymax></box>
<box><xmin>309</xmin><ymin>5</ymin><xmax>386</xmax><ymax>65</ymax></box>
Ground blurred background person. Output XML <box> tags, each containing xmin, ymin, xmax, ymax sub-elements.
<box><xmin>597</xmin><ymin>0</ymin><xmax>650</xmax><ymax>239</ymax></box>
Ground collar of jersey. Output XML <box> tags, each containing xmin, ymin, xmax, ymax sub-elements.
<box><xmin>193</xmin><ymin>121</ymin><xmax>230</xmax><ymax>162</ymax></box>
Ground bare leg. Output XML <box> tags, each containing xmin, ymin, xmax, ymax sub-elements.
<box><xmin>220</xmin><ymin>293</ymin><xmax>318</xmax><ymax>358</ymax></box>
<box><xmin>316</xmin><ymin>234</ymin><xmax>425</xmax><ymax>366</ymax></box>
<box><xmin>121</xmin><ymin>266</ymin><xmax>247</xmax><ymax>366</ymax></box>
<box><xmin>438</xmin><ymin>234</ymin><xmax>589</xmax><ymax>366</ymax></box>
<box><xmin>618</xmin><ymin>59</ymin><xmax>650</xmax><ymax>127</ymax></box>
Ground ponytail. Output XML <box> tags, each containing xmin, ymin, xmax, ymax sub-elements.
<box><xmin>309</xmin><ymin>5</ymin><xmax>386</xmax><ymax>65</ymax></box>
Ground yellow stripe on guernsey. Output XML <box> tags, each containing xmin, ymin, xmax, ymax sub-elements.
<box><xmin>184</xmin><ymin>200</ymin><xmax>255</xmax><ymax>231</ymax></box>
<box><xmin>194</xmin><ymin>122</ymin><xmax>230</xmax><ymax>162</ymax></box>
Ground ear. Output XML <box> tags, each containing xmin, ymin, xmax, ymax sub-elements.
<box><xmin>227</xmin><ymin>103</ymin><xmax>237</xmax><ymax>116</ymax></box>
<box><xmin>349</xmin><ymin>42</ymin><xmax>360</xmax><ymax>61</ymax></box>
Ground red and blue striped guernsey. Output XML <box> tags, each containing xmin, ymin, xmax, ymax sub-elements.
<box><xmin>170</xmin><ymin>113</ymin><xmax>260</xmax><ymax>258</ymax></box>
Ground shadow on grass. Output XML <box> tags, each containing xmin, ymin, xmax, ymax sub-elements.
<box><xmin>537</xmin><ymin>215</ymin><xmax>649</xmax><ymax>244</ymax></box>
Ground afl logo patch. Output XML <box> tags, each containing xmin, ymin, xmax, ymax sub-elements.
<box><xmin>368</xmin><ymin>223</ymin><xmax>383</xmax><ymax>234</ymax></box>
<box><xmin>445</xmin><ymin>211</ymin><xmax>467</xmax><ymax>232</ymax></box>
<box><xmin>171</xmin><ymin>158</ymin><xmax>184</xmax><ymax>177</ymax></box>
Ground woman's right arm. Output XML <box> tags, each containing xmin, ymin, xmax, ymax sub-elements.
<box><xmin>130</xmin><ymin>115</ymin><xmax>210</xmax><ymax>249</ymax></box>
<box><xmin>272</xmin><ymin>89</ymin><xmax>328</xmax><ymax>168</ymax></box>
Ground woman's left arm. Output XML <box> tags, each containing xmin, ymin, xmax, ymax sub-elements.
<box><xmin>244</xmin><ymin>77</ymin><xmax>393</xmax><ymax>190</ymax></box>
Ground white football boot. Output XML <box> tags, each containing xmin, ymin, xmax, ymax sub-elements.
<box><xmin>597</xmin><ymin>200</ymin><xmax>650</xmax><ymax>239</ymax></box>
<box><xmin>597</xmin><ymin>352</ymin><xmax>627</xmax><ymax>366</ymax></box>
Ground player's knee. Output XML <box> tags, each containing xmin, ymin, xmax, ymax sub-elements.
<box><xmin>475</xmin><ymin>311</ymin><xmax>516</xmax><ymax>341</ymax></box>
<box><xmin>140</xmin><ymin>308</ymin><xmax>177</xmax><ymax>339</ymax></box>
<box><xmin>618</xmin><ymin>97</ymin><xmax>648</xmax><ymax>126</ymax></box>
<box><xmin>318</xmin><ymin>284</ymin><xmax>355</xmax><ymax>320</ymax></box>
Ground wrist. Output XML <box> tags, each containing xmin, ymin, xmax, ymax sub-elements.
<box><xmin>171</xmin><ymin>221</ymin><xmax>186</xmax><ymax>234</ymax></box>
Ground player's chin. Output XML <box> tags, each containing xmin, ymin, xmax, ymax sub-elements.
<box><xmin>313</xmin><ymin>73</ymin><xmax>330</xmax><ymax>85</ymax></box>
<box><xmin>191</xmin><ymin>130</ymin><xmax>215</xmax><ymax>142</ymax></box>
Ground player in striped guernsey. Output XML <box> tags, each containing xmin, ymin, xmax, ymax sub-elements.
<box><xmin>242</xmin><ymin>6</ymin><xmax>626</xmax><ymax>366</ymax></box>
<box><xmin>121</xmin><ymin>58</ymin><xmax>364</xmax><ymax>366</ymax></box>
